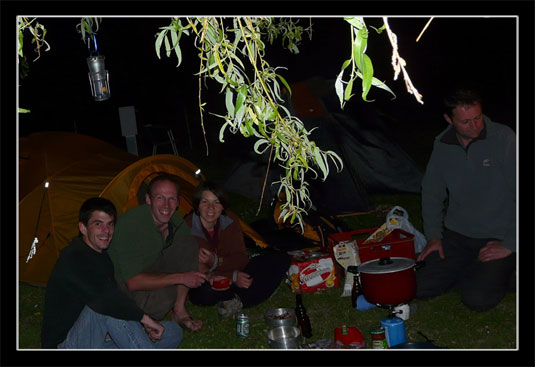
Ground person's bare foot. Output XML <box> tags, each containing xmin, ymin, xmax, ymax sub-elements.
<box><xmin>172</xmin><ymin>311</ymin><xmax>202</xmax><ymax>331</ymax></box>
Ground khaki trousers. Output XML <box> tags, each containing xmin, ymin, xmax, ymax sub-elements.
<box><xmin>118</xmin><ymin>235</ymin><xmax>199</xmax><ymax>320</ymax></box>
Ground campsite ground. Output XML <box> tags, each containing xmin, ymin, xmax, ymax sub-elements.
<box><xmin>16</xmin><ymin>103</ymin><xmax>519</xmax><ymax>354</ymax></box>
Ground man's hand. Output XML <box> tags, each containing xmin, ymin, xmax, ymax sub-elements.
<box><xmin>235</xmin><ymin>271</ymin><xmax>253</xmax><ymax>289</ymax></box>
<box><xmin>141</xmin><ymin>314</ymin><xmax>164</xmax><ymax>343</ymax></box>
<box><xmin>180</xmin><ymin>271</ymin><xmax>208</xmax><ymax>288</ymax></box>
<box><xmin>417</xmin><ymin>238</ymin><xmax>444</xmax><ymax>261</ymax></box>
<box><xmin>478</xmin><ymin>241</ymin><xmax>512</xmax><ymax>262</ymax></box>
<box><xmin>199</xmin><ymin>248</ymin><xmax>215</xmax><ymax>267</ymax></box>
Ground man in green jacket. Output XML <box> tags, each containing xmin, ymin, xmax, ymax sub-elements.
<box><xmin>41</xmin><ymin>197</ymin><xmax>182</xmax><ymax>348</ymax></box>
<box><xmin>416</xmin><ymin>88</ymin><xmax>516</xmax><ymax>311</ymax></box>
<box><xmin>108</xmin><ymin>174</ymin><xmax>211</xmax><ymax>332</ymax></box>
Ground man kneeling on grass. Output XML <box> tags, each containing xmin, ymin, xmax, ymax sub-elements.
<box><xmin>41</xmin><ymin>197</ymin><xmax>182</xmax><ymax>349</ymax></box>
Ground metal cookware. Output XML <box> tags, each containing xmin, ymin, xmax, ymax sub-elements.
<box><xmin>267</xmin><ymin>325</ymin><xmax>301</xmax><ymax>349</ymax></box>
<box><xmin>357</xmin><ymin>257</ymin><xmax>423</xmax><ymax>305</ymax></box>
<box><xmin>264</xmin><ymin>308</ymin><xmax>297</xmax><ymax>329</ymax></box>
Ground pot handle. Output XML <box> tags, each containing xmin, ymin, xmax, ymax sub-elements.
<box><xmin>414</xmin><ymin>260</ymin><xmax>426</xmax><ymax>271</ymax></box>
<box><xmin>347</xmin><ymin>265</ymin><xmax>359</xmax><ymax>275</ymax></box>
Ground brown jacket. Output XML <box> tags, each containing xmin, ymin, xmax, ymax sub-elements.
<box><xmin>184</xmin><ymin>211</ymin><xmax>250</xmax><ymax>278</ymax></box>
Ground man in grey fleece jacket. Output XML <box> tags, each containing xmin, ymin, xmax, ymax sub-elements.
<box><xmin>416</xmin><ymin>88</ymin><xmax>516</xmax><ymax>311</ymax></box>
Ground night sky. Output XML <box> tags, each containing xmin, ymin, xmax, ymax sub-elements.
<box><xmin>14</xmin><ymin>13</ymin><xmax>522</xmax><ymax>158</ymax></box>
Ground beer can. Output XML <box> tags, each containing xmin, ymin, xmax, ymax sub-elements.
<box><xmin>236</xmin><ymin>314</ymin><xmax>249</xmax><ymax>338</ymax></box>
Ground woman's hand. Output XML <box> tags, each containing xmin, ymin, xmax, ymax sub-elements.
<box><xmin>235</xmin><ymin>271</ymin><xmax>253</xmax><ymax>289</ymax></box>
<box><xmin>199</xmin><ymin>248</ymin><xmax>215</xmax><ymax>267</ymax></box>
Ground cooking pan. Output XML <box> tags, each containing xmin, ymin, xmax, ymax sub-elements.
<box><xmin>349</xmin><ymin>257</ymin><xmax>424</xmax><ymax>305</ymax></box>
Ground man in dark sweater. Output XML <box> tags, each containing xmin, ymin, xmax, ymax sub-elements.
<box><xmin>416</xmin><ymin>88</ymin><xmax>516</xmax><ymax>311</ymax></box>
<box><xmin>41</xmin><ymin>197</ymin><xmax>182</xmax><ymax>349</ymax></box>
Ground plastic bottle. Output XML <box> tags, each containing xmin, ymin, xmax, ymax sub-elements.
<box><xmin>295</xmin><ymin>293</ymin><xmax>313</xmax><ymax>338</ymax></box>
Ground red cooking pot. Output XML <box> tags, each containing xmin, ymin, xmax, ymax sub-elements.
<box><xmin>356</xmin><ymin>257</ymin><xmax>422</xmax><ymax>306</ymax></box>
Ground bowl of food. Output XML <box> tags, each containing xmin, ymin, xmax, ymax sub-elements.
<box><xmin>212</xmin><ymin>277</ymin><xmax>231</xmax><ymax>289</ymax></box>
<box><xmin>267</xmin><ymin>325</ymin><xmax>301</xmax><ymax>349</ymax></box>
<box><xmin>264</xmin><ymin>308</ymin><xmax>297</xmax><ymax>328</ymax></box>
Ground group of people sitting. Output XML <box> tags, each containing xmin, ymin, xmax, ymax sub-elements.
<box><xmin>40</xmin><ymin>87</ymin><xmax>516</xmax><ymax>350</ymax></box>
<box><xmin>41</xmin><ymin>177</ymin><xmax>291</xmax><ymax>349</ymax></box>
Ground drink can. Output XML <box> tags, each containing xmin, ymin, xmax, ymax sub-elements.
<box><xmin>236</xmin><ymin>314</ymin><xmax>249</xmax><ymax>338</ymax></box>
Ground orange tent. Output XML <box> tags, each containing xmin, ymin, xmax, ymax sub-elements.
<box><xmin>19</xmin><ymin>132</ymin><xmax>267</xmax><ymax>287</ymax></box>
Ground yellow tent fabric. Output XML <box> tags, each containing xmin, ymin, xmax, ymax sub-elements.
<box><xmin>19</xmin><ymin>132</ymin><xmax>268</xmax><ymax>287</ymax></box>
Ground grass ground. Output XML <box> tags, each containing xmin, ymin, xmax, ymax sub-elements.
<box><xmin>16</xmin><ymin>113</ymin><xmax>518</xmax><ymax>353</ymax></box>
<box><xmin>18</xmin><ymin>193</ymin><xmax>517</xmax><ymax>350</ymax></box>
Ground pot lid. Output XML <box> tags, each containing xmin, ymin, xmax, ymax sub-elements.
<box><xmin>358</xmin><ymin>257</ymin><xmax>415</xmax><ymax>274</ymax></box>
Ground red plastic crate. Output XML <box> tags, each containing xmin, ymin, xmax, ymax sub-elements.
<box><xmin>328</xmin><ymin>228</ymin><xmax>415</xmax><ymax>264</ymax></box>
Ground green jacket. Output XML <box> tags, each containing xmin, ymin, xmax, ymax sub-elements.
<box><xmin>421</xmin><ymin>116</ymin><xmax>516</xmax><ymax>251</ymax></box>
<box><xmin>108</xmin><ymin>204</ymin><xmax>190</xmax><ymax>282</ymax></box>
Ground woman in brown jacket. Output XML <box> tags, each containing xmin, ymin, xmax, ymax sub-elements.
<box><xmin>185</xmin><ymin>181</ymin><xmax>291</xmax><ymax>318</ymax></box>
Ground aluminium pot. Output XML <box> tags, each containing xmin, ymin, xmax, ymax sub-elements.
<box><xmin>357</xmin><ymin>257</ymin><xmax>421</xmax><ymax>306</ymax></box>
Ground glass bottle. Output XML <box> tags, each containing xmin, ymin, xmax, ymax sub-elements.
<box><xmin>295</xmin><ymin>293</ymin><xmax>313</xmax><ymax>338</ymax></box>
<box><xmin>347</xmin><ymin>266</ymin><xmax>362</xmax><ymax>309</ymax></box>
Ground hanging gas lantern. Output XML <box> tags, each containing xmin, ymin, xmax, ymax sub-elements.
<box><xmin>86</xmin><ymin>34</ymin><xmax>110</xmax><ymax>101</ymax></box>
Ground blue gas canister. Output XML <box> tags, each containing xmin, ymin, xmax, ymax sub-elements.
<box><xmin>380</xmin><ymin>317</ymin><xmax>407</xmax><ymax>347</ymax></box>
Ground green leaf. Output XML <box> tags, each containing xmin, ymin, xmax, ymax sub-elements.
<box><xmin>253</xmin><ymin>139</ymin><xmax>270</xmax><ymax>154</ymax></box>
<box><xmin>225</xmin><ymin>88</ymin><xmax>235</xmax><ymax>117</ymax></box>
<box><xmin>276</xmin><ymin>74</ymin><xmax>292</xmax><ymax>96</ymax></box>
<box><xmin>155</xmin><ymin>30</ymin><xmax>167</xmax><ymax>59</ymax></box>
<box><xmin>219</xmin><ymin>120</ymin><xmax>231</xmax><ymax>143</ymax></box>
<box><xmin>313</xmin><ymin>147</ymin><xmax>328</xmax><ymax>180</ymax></box>
<box><xmin>344</xmin><ymin>78</ymin><xmax>354</xmax><ymax>102</ymax></box>
<box><xmin>360</xmin><ymin>54</ymin><xmax>374</xmax><ymax>101</ymax></box>
<box><xmin>335</xmin><ymin>69</ymin><xmax>346</xmax><ymax>109</ymax></box>
<box><xmin>18</xmin><ymin>108</ymin><xmax>31</xmax><ymax>113</ymax></box>
<box><xmin>170</xmin><ymin>30</ymin><xmax>182</xmax><ymax>66</ymax></box>
<box><xmin>370</xmin><ymin>76</ymin><xmax>396</xmax><ymax>99</ymax></box>
<box><xmin>344</xmin><ymin>17</ymin><xmax>365</xmax><ymax>30</ymax></box>
<box><xmin>234</xmin><ymin>85</ymin><xmax>247</xmax><ymax>122</ymax></box>
<box><xmin>164</xmin><ymin>35</ymin><xmax>171</xmax><ymax>57</ymax></box>
<box><xmin>353</xmin><ymin>29</ymin><xmax>368</xmax><ymax>70</ymax></box>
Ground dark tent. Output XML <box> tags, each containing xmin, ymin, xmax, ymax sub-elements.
<box><xmin>223</xmin><ymin>76</ymin><xmax>423</xmax><ymax>217</ymax></box>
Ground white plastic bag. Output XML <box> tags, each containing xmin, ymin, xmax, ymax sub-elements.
<box><xmin>386</xmin><ymin>206</ymin><xmax>427</xmax><ymax>254</ymax></box>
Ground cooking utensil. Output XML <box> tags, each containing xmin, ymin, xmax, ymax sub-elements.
<box><xmin>357</xmin><ymin>257</ymin><xmax>424</xmax><ymax>305</ymax></box>
<box><xmin>267</xmin><ymin>325</ymin><xmax>301</xmax><ymax>349</ymax></box>
<box><xmin>264</xmin><ymin>308</ymin><xmax>297</xmax><ymax>329</ymax></box>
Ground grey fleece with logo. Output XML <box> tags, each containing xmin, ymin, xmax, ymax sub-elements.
<box><xmin>421</xmin><ymin>115</ymin><xmax>516</xmax><ymax>252</ymax></box>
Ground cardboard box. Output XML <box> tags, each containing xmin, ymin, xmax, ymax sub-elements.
<box><xmin>287</xmin><ymin>248</ymin><xmax>339</xmax><ymax>293</ymax></box>
<box><xmin>328</xmin><ymin>228</ymin><xmax>415</xmax><ymax>264</ymax></box>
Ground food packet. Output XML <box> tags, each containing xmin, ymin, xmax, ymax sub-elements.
<box><xmin>333</xmin><ymin>240</ymin><xmax>361</xmax><ymax>297</ymax></box>
<box><xmin>362</xmin><ymin>220</ymin><xmax>396</xmax><ymax>244</ymax></box>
